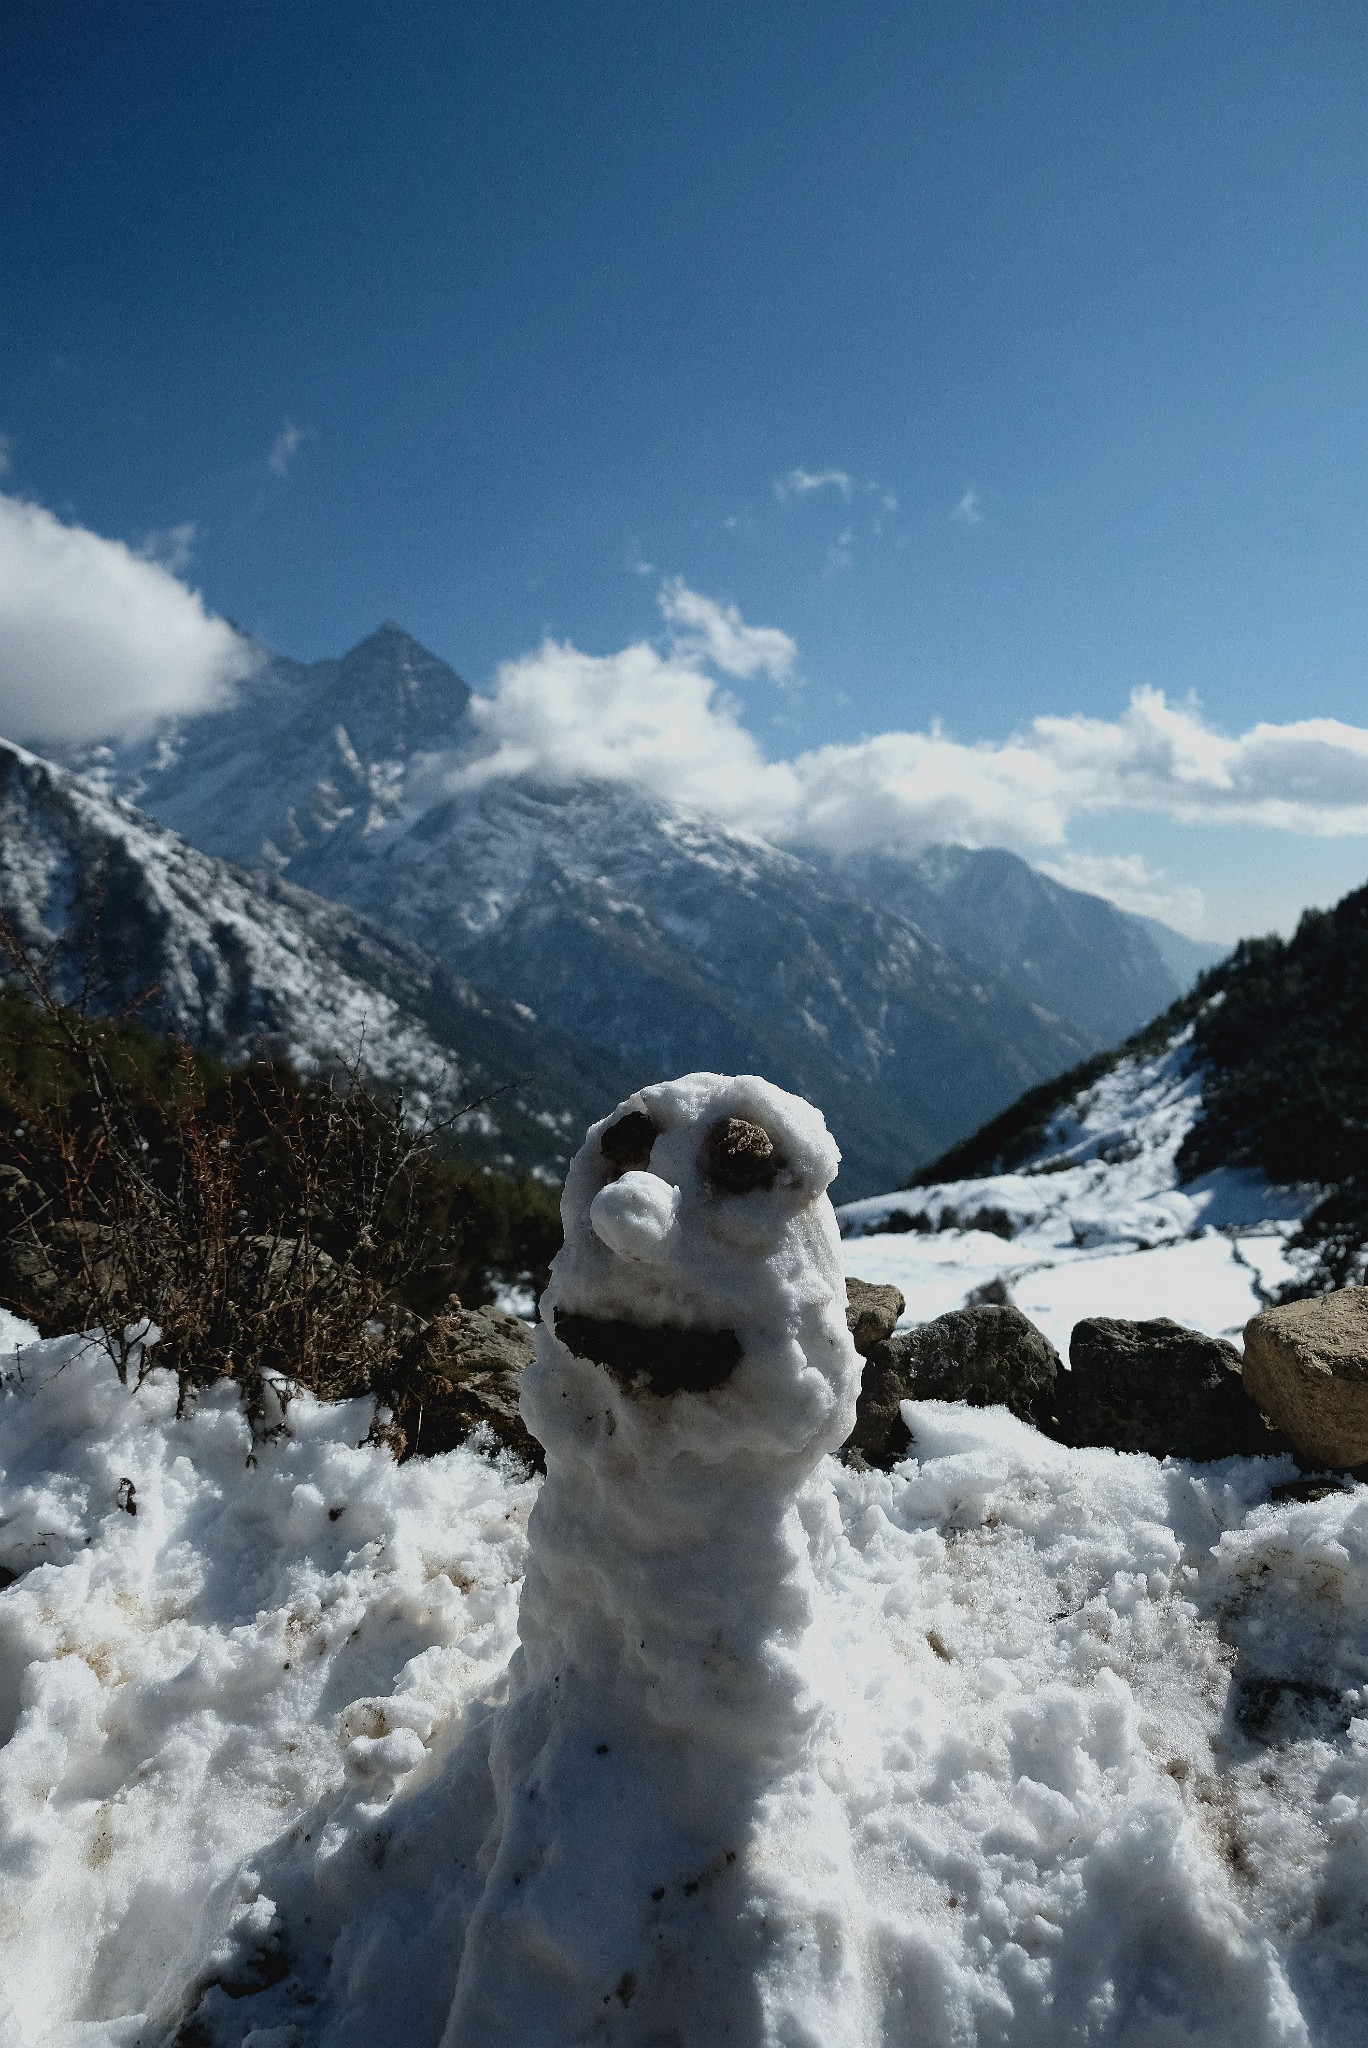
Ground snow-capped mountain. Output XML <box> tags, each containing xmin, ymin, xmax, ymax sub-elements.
<box><xmin>840</xmin><ymin>867</ymin><xmax>1368</xmax><ymax>1345</ymax></box>
<box><xmin>294</xmin><ymin>773</ymin><xmax>1136</xmax><ymax>1196</ymax></box>
<box><xmin>0</xmin><ymin>738</ymin><xmax>644</xmax><ymax>1177</ymax></box>
<box><xmin>82</xmin><ymin>624</ymin><xmax>1220</xmax><ymax>1197</ymax></box>
<box><xmin>87</xmin><ymin>622</ymin><xmax>472</xmax><ymax>869</ymax></box>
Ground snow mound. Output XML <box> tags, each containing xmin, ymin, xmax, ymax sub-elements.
<box><xmin>0</xmin><ymin>1326</ymin><xmax>535</xmax><ymax>2048</ymax></box>
<box><xmin>447</xmin><ymin>1072</ymin><xmax>864</xmax><ymax>2044</ymax></box>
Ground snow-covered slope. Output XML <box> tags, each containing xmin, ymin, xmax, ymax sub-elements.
<box><xmin>3</xmin><ymin>1319</ymin><xmax>1365</xmax><ymax>2046</ymax></box>
<box><xmin>75</xmin><ymin>625</ymin><xmax>1212</xmax><ymax>1195</ymax></box>
<box><xmin>857</xmin><ymin>843</ymin><xmax>1227</xmax><ymax>1043</ymax></box>
<box><xmin>80</xmin><ymin>621</ymin><xmax>473</xmax><ymax>872</ymax></box>
<box><xmin>838</xmin><ymin>1028</ymin><xmax>1310</xmax><ymax>1352</ymax></box>
<box><xmin>285</xmin><ymin>772</ymin><xmax>1132</xmax><ymax>1195</ymax></box>
<box><xmin>0</xmin><ymin>738</ymin><xmax>644</xmax><ymax>1177</ymax></box>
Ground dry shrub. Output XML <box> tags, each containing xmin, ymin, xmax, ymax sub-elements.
<box><xmin>0</xmin><ymin>917</ymin><xmax>560</xmax><ymax>1450</ymax></box>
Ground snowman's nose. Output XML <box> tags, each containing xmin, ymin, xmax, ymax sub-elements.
<box><xmin>590</xmin><ymin>1169</ymin><xmax>682</xmax><ymax>1262</ymax></box>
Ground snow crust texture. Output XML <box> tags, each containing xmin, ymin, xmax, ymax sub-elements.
<box><xmin>5</xmin><ymin>1325</ymin><xmax>1368</xmax><ymax>2046</ymax></box>
<box><xmin>0</xmin><ymin>1320</ymin><xmax>535</xmax><ymax>2048</ymax></box>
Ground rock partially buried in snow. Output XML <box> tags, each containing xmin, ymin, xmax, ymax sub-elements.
<box><xmin>443</xmin><ymin>1072</ymin><xmax>865</xmax><ymax>2048</ymax></box>
<box><xmin>1065</xmin><ymin>1315</ymin><xmax>1274</xmax><ymax>1461</ymax></box>
<box><xmin>1243</xmin><ymin>1287</ymin><xmax>1368</xmax><ymax>1467</ymax></box>
<box><xmin>379</xmin><ymin>1303</ymin><xmax>540</xmax><ymax>1467</ymax></box>
<box><xmin>845</xmin><ymin>1302</ymin><xmax>1060</xmax><ymax>1468</ymax></box>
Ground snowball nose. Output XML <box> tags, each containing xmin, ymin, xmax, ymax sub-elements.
<box><xmin>589</xmin><ymin>1170</ymin><xmax>682</xmax><ymax>1262</ymax></box>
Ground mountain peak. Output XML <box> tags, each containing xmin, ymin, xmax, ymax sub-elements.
<box><xmin>85</xmin><ymin>620</ymin><xmax>475</xmax><ymax>879</ymax></box>
<box><xmin>288</xmin><ymin>621</ymin><xmax>472</xmax><ymax>751</ymax></box>
<box><xmin>347</xmin><ymin>618</ymin><xmax>428</xmax><ymax>654</ymax></box>
<box><xmin>330</xmin><ymin>621</ymin><xmax>470</xmax><ymax>704</ymax></box>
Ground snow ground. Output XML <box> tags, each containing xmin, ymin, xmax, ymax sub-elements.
<box><xmin>843</xmin><ymin>1228</ymin><xmax>1296</xmax><ymax>1360</ymax></box>
<box><xmin>0</xmin><ymin>1327</ymin><xmax>534</xmax><ymax>2048</ymax></box>
<box><xmin>0</xmin><ymin>1038</ymin><xmax>1359</xmax><ymax>2046</ymax></box>
<box><xmin>1</xmin><ymin>1324</ymin><xmax>1365</xmax><ymax>2046</ymax></box>
<box><xmin>838</xmin><ymin>1035</ymin><xmax>1309</xmax><ymax>1355</ymax></box>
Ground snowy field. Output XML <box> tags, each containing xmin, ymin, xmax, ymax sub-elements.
<box><xmin>838</xmin><ymin>1034</ymin><xmax>1309</xmax><ymax>1354</ymax></box>
<box><xmin>1</xmin><ymin>1322</ymin><xmax>1365</xmax><ymax>2045</ymax></box>
<box><xmin>1</xmin><ymin>1043</ymin><xmax>1363</xmax><ymax>2046</ymax></box>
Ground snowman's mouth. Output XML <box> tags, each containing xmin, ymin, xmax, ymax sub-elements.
<box><xmin>553</xmin><ymin>1310</ymin><xmax>742</xmax><ymax>1397</ymax></box>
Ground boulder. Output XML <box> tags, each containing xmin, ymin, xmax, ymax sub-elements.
<box><xmin>845</xmin><ymin>1277</ymin><xmax>905</xmax><ymax>1356</ymax></box>
<box><xmin>844</xmin><ymin>1303</ymin><xmax>1060</xmax><ymax>1468</ymax></box>
<box><xmin>1242</xmin><ymin>1288</ymin><xmax>1368</xmax><ymax>1468</ymax></box>
<box><xmin>1064</xmin><ymin>1316</ymin><xmax>1272</xmax><ymax>1461</ymax></box>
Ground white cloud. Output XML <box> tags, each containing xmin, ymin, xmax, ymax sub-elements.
<box><xmin>0</xmin><ymin>494</ymin><xmax>257</xmax><ymax>745</ymax></box>
<box><xmin>267</xmin><ymin>421</ymin><xmax>314</xmax><ymax>478</ymax></box>
<box><xmin>656</xmin><ymin>577</ymin><xmax>796</xmax><ymax>683</ymax></box>
<box><xmin>775</xmin><ymin>468</ymin><xmax>897</xmax><ymax>513</ymax></box>
<box><xmin>1034</xmin><ymin>851</ymin><xmax>1206</xmax><ymax>935</ymax></box>
<box><xmin>950</xmin><ymin>487</ymin><xmax>984</xmax><ymax>525</ymax></box>
<box><xmin>772</xmin><ymin>690</ymin><xmax>1368</xmax><ymax>854</ymax></box>
<box><xmin>0</xmin><ymin>436</ymin><xmax>11</xmax><ymax>479</ymax></box>
<box><xmin>456</xmin><ymin>633</ymin><xmax>777</xmax><ymax>820</ymax></box>
<box><xmin>135</xmin><ymin>521</ymin><xmax>197</xmax><ymax>574</ymax></box>
<box><xmin>777</xmin><ymin>468</ymin><xmax>855</xmax><ymax>502</ymax></box>
<box><xmin>449</xmin><ymin>585</ymin><xmax>1368</xmax><ymax>930</ymax></box>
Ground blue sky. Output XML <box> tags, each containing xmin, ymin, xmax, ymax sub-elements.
<box><xmin>4</xmin><ymin>1</ymin><xmax>1368</xmax><ymax>939</ymax></box>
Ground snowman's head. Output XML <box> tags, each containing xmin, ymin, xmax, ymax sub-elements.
<box><xmin>527</xmin><ymin>1073</ymin><xmax>858</xmax><ymax>1465</ymax></box>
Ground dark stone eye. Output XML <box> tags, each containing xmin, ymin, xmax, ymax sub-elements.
<box><xmin>702</xmin><ymin>1117</ymin><xmax>780</xmax><ymax>1194</ymax></box>
<box><xmin>600</xmin><ymin>1109</ymin><xmax>659</xmax><ymax>1176</ymax></box>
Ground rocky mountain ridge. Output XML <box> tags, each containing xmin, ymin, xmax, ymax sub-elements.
<box><xmin>0</xmin><ymin>737</ymin><xmax>644</xmax><ymax>1179</ymax></box>
<box><xmin>75</xmin><ymin>623</ymin><xmax>1224</xmax><ymax>1195</ymax></box>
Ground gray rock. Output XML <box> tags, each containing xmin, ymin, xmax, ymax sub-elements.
<box><xmin>845</xmin><ymin>1277</ymin><xmax>905</xmax><ymax>1357</ymax></box>
<box><xmin>1242</xmin><ymin>1289</ymin><xmax>1368</xmax><ymax>1468</ymax></box>
<box><xmin>1064</xmin><ymin>1316</ymin><xmax>1273</xmax><ymax>1461</ymax></box>
<box><xmin>844</xmin><ymin>1303</ymin><xmax>1060</xmax><ymax>1468</ymax></box>
<box><xmin>379</xmin><ymin>1304</ymin><xmax>542</xmax><ymax>1469</ymax></box>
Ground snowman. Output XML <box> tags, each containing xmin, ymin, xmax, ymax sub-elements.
<box><xmin>443</xmin><ymin>1072</ymin><xmax>871</xmax><ymax>2048</ymax></box>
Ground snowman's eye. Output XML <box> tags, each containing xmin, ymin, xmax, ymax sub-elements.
<box><xmin>600</xmin><ymin>1109</ymin><xmax>659</xmax><ymax>1176</ymax></box>
<box><xmin>702</xmin><ymin>1116</ymin><xmax>781</xmax><ymax>1194</ymax></box>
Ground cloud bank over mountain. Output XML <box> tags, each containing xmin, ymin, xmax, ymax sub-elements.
<box><xmin>448</xmin><ymin>580</ymin><xmax>1368</xmax><ymax>929</ymax></box>
<box><xmin>0</xmin><ymin>495</ymin><xmax>257</xmax><ymax>743</ymax></box>
<box><xmin>3</xmin><ymin>485</ymin><xmax>1367</xmax><ymax>934</ymax></box>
